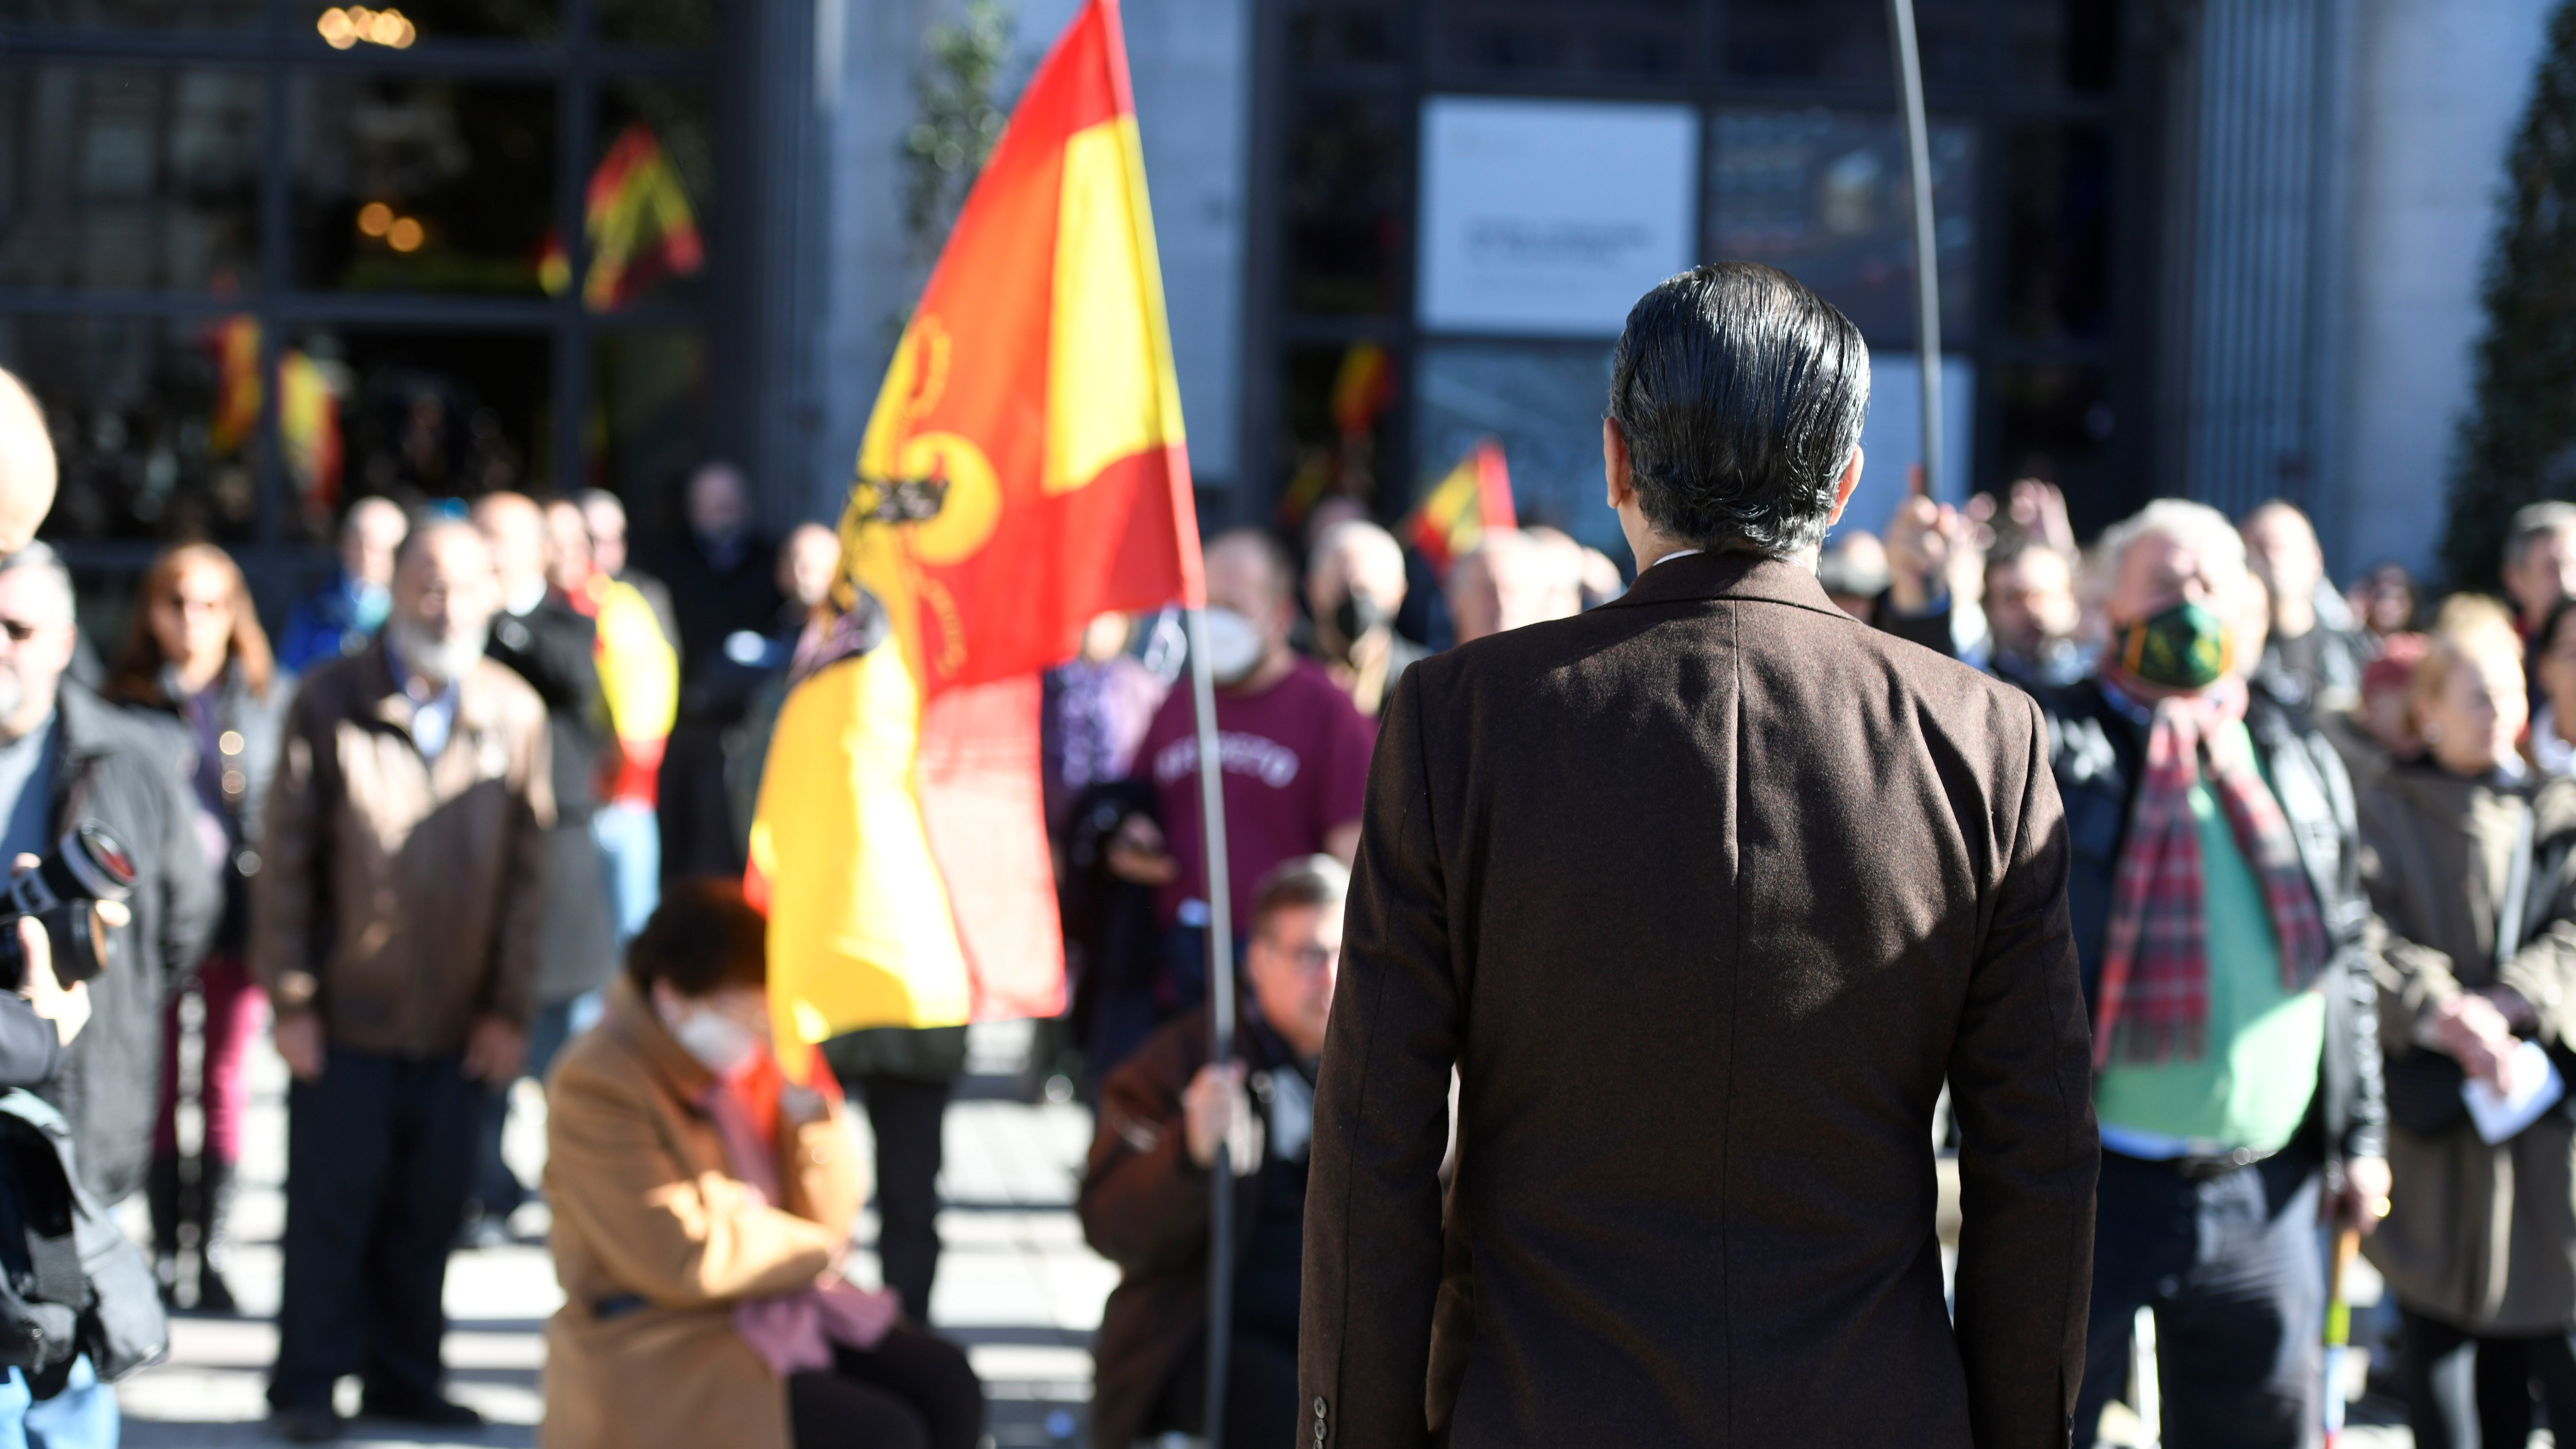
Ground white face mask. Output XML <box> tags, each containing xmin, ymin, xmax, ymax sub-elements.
<box><xmin>664</xmin><ymin>1002</ymin><xmax>762</xmax><ymax>1076</ymax></box>
<box><xmin>1202</xmin><ymin>607</ymin><xmax>1264</xmax><ymax>686</ymax></box>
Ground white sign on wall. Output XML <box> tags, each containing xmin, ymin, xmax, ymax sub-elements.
<box><xmin>1417</xmin><ymin>97</ymin><xmax>1700</xmax><ymax>339</ymax></box>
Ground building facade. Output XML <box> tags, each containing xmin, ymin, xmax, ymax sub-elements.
<box><xmin>0</xmin><ymin>0</ymin><xmax>2557</xmax><ymax>607</ymax></box>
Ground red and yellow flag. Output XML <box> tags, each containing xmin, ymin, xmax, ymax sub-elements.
<box><xmin>1406</xmin><ymin>437</ymin><xmax>1516</xmax><ymax>575</ymax></box>
<box><xmin>537</xmin><ymin>123</ymin><xmax>705</xmax><ymax>311</ymax></box>
<box><xmin>211</xmin><ymin>316</ymin><xmax>343</xmax><ymax>509</ymax></box>
<box><xmin>750</xmin><ymin>0</ymin><xmax>1200</xmax><ymax>1046</ymax></box>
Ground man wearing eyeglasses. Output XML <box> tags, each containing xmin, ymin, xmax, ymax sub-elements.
<box><xmin>1081</xmin><ymin>856</ymin><xmax>1345</xmax><ymax>1449</ymax></box>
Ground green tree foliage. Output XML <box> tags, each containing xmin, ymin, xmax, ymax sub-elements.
<box><xmin>2446</xmin><ymin>0</ymin><xmax>2576</xmax><ymax>589</ymax></box>
<box><xmin>903</xmin><ymin>0</ymin><xmax>1015</xmax><ymax>263</ymax></box>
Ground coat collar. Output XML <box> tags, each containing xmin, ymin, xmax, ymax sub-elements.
<box><xmin>603</xmin><ymin>974</ymin><xmax>716</xmax><ymax>1104</ymax></box>
<box><xmin>356</xmin><ymin>637</ymin><xmax>509</xmax><ymax>745</ymax></box>
<box><xmin>1598</xmin><ymin>548</ymin><xmax>1851</xmax><ymax>623</ymax></box>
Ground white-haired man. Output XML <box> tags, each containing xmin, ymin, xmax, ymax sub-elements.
<box><xmin>255</xmin><ymin>518</ymin><xmax>552</xmax><ymax>1442</ymax></box>
<box><xmin>1305</xmin><ymin>518</ymin><xmax>1424</xmax><ymax>718</ymax></box>
<box><xmin>1913</xmin><ymin>497</ymin><xmax>2389</xmax><ymax>1446</ymax></box>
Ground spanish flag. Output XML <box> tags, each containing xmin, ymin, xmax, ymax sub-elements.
<box><xmin>1406</xmin><ymin>437</ymin><xmax>1516</xmax><ymax>575</ymax></box>
<box><xmin>749</xmin><ymin>0</ymin><xmax>1201</xmax><ymax>1046</ymax></box>
<box><xmin>537</xmin><ymin>122</ymin><xmax>704</xmax><ymax>311</ymax></box>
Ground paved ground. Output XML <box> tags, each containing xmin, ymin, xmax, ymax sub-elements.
<box><xmin>97</xmin><ymin>1023</ymin><xmax>2544</xmax><ymax>1448</ymax></box>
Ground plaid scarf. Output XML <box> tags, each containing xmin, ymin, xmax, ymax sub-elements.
<box><xmin>2094</xmin><ymin>679</ymin><xmax>2331</xmax><ymax>1067</ymax></box>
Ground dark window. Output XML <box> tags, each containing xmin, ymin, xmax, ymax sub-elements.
<box><xmin>1721</xmin><ymin>0</ymin><xmax>1982</xmax><ymax>88</ymax></box>
<box><xmin>2004</xmin><ymin>122</ymin><xmax>2114</xmax><ymax>341</ymax></box>
<box><xmin>292</xmin><ymin>77</ymin><xmax>557</xmax><ymax>296</ymax></box>
<box><xmin>1707</xmin><ymin>109</ymin><xmax>1978</xmax><ymax>347</ymax></box>
<box><xmin>1995</xmin><ymin>362</ymin><xmax>2118</xmax><ymax>531</ymax></box>
<box><xmin>1285</xmin><ymin>91</ymin><xmax>1408</xmax><ymax>317</ymax></box>
<box><xmin>1430</xmin><ymin>0</ymin><xmax>1694</xmax><ymax>82</ymax></box>
<box><xmin>0</xmin><ymin>65</ymin><xmax>266</xmax><ymax>293</ymax></box>
<box><xmin>0</xmin><ymin>3</ymin><xmax>723</xmax><ymax>569</ymax></box>
<box><xmin>1289</xmin><ymin>0</ymin><xmax>1401</xmax><ymax>68</ymax></box>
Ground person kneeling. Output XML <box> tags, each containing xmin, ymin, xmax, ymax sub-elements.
<box><xmin>540</xmin><ymin>880</ymin><xmax>983</xmax><ymax>1449</ymax></box>
<box><xmin>1081</xmin><ymin>857</ymin><xmax>1345</xmax><ymax>1449</ymax></box>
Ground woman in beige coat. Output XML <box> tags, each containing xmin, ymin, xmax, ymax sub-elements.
<box><xmin>2360</xmin><ymin>598</ymin><xmax>2576</xmax><ymax>1448</ymax></box>
<box><xmin>540</xmin><ymin>881</ymin><xmax>982</xmax><ymax>1449</ymax></box>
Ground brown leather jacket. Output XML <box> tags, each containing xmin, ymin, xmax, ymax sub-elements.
<box><xmin>249</xmin><ymin>640</ymin><xmax>553</xmax><ymax>1055</ymax></box>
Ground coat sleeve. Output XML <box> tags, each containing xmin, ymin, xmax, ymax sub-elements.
<box><xmin>481</xmin><ymin>705</ymin><xmax>553</xmax><ymax>1028</ymax></box>
<box><xmin>151</xmin><ymin>733</ymin><xmax>221</xmax><ymax>996</ymax></box>
<box><xmin>544</xmin><ymin>1060</ymin><xmax>841</xmax><ymax>1307</ymax></box>
<box><xmin>1300</xmin><ymin>663</ymin><xmax>1457</xmax><ymax>1449</ymax></box>
<box><xmin>1947</xmin><ymin>693</ymin><xmax>2098</xmax><ymax>1449</ymax></box>
<box><xmin>2355</xmin><ymin>790</ymin><xmax>2466</xmax><ymax>1047</ymax></box>
<box><xmin>1076</xmin><ymin>1028</ymin><xmax>1215</xmax><ymax>1275</ymax></box>
<box><xmin>248</xmin><ymin>682</ymin><xmax>326</xmax><ymax>1011</ymax></box>
<box><xmin>773</xmin><ymin>1101</ymin><xmax>864</xmax><ymax>1246</ymax></box>
<box><xmin>2498</xmin><ymin>817</ymin><xmax>2576</xmax><ymax>1054</ymax></box>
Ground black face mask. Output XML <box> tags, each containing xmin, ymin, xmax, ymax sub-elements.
<box><xmin>1331</xmin><ymin>593</ymin><xmax>1387</xmax><ymax>654</ymax></box>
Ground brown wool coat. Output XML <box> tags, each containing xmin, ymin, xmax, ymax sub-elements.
<box><xmin>250</xmin><ymin>640</ymin><xmax>553</xmax><ymax>1050</ymax></box>
<box><xmin>2358</xmin><ymin>766</ymin><xmax>2576</xmax><ymax>1334</ymax></box>
<box><xmin>539</xmin><ymin>978</ymin><xmax>863</xmax><ymax>1449</ymax></box>
<box><xmin>1301</xmin><ymin>552</ymin><xmax>2098</xmax><ymax>1449</ymax></box>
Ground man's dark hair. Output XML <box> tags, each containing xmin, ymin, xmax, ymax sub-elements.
<box><xmin>1249</xmin><ymin>854</ymin><xmax>1348</xmax><ymax>940</ymax></box>
<box><xmin>626</xmin><ymin>878</ymin><xmax>768</xmax><ymax>997</ymax></box>
<box><xmin>1605</xmin><ymin>263</ymin><xmax>1871</xmax><ymax>558</ymax></box>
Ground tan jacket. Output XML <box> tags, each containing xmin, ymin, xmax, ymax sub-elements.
<box><xmin>2360</xmin><ymin>765</ymin><xmax>2576</xmax><ymax>1333</ymax></box>
<box><xmin>249</xmin><ymin>642</ymin><xmax>552</xmax><ymax>1054</ymax></box>
<box><xmin>541</xmin><ymin>978</ymin><xmax>863</xmax><ymax>1449</ymax></box>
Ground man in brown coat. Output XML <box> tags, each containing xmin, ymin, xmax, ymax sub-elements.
<box><xmin>254</xmin><ymin>516</ymin><xmax>552</xmax><ymax>1442</ymax></box>
<box><xmin>1300</xmin><ymin>263</ymin><xmax>2099</xmax><ymax>1448</ymax></box>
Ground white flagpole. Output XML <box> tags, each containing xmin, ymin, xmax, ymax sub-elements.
<box><xmin>1182</xmin><ymin>603</ymin><xmax>1236</xmax><ymax>1449</ymax></box>
<box><xmin>1889</xmin><ymin>0</ymin><xmax>1945</xmax><ymax>502</ymax></box>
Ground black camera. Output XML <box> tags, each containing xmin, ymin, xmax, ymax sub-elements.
<box><xmin>0</xmin><ymin>825</ymin><xmax>138</xmax><ymax>989</ymax></box>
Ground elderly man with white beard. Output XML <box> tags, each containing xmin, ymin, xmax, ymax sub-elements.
<box><xmin>253</xmin><ymin>516</ymin><xmax>554</xmax><ymax>1444</ymax></box>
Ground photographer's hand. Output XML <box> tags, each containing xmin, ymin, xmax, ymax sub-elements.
<box><xmin>8</xmin><ymin>855</ymin><xmax>88</xmax><ymax>1046</ymax></box>
<box><xmin>15</xmin><ymin>916</ymin><xmax>85</xmax><ymax>1047</ymax></box>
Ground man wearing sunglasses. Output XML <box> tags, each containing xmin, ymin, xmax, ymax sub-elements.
<box><xmin>1082</xmin><ymin>856</ymin><xmax>1346</xmax><ymax>1449</ymax></box>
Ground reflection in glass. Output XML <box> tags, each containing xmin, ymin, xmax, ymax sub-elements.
<box><xmin>1277</xmin><ymin>341</ymin><xmax>1402</xmax><ymax>521</ymax></box>
<box><xmin>598</xmin><ymin>0</ymin><xmax>711</xmax><ymax>47</ymax></box>
<box><xmin>555</xmin><ymin>81</ymin><xmax>714</xmax><ymax>312</ymax></box>
<box><xmin>1723</xmin><ymin>0</ymin><xmax>1979</xmax><ymax>87</ymax></box>
<box><xmin>1288</xmin><ymin>0</ymin><xmax>1397</xmax><ymax>67</ymax></box>
<box><xmin>1430</xmin><ymin>0</ymin><xmax>1692</xmax><ymax>80</ymax></box>
<box><xmin>0</xmin><ymin>66</ymin><xmax>264</xmax><ymax>292</ymax></box>
<box><xmin>1413</xmin><ymin>341</ymin><xmax>1622</xmax><ymax>560</ymax></box>
<box><xmin>2005</xmin><ymin>123</ymin><xmax>2114</xmax><ymax>341</ymax></box>
<box><xmin>325</xmin><ymin>330</ymin><xmax>553</xmax><ymax>505</ymax></box>
<box><xmin>294</xmin><ymin>77</ymin><xmax>555</xmax><ymax>295</ymax></box>
<box><xmin>0</xmin><ymin>0</ymin><xmax>257</xmax><ymax>26</ymax></box>
<box><xmin>1707</xmin><ymin>109</ymin><xmax>1977</xmax><ymax>348</ymax></box>
<box><xmin>320</xmin><ymin>0</ymin><xmax>562</xmax><ymax>42</ymax></box>
<box><xmin>1286</xmin><ymin>92</ymin><xmax>1406</xmax><ymax>317</ymax></box>
<box><xmin>592</xmin><ymin>328</ymin><xmax>706</xmax><ymax>528</ymax></box>
<box><xmin>2</xmin><ymin>315</ymin><xmax>262</xmax><ymax>542</ymax></box>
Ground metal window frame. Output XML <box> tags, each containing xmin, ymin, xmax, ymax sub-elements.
<box><xmin>0</xmin><ymin>0</ymin><xmax>729</xmax><ymax>587</ymax></box>
<box><xmin>1241</xmin><ymin>0</ymin><xmax>2166</xmax><ymax>533</ymax></box>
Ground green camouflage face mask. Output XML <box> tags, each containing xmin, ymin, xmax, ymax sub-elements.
<box><xmin>2116</xmin><ymin>599</ymin><xmax>2235</xmax><ymax>689</ymax></box>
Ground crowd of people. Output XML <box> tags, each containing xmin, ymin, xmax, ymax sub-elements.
<box><xmin>2</xmin><ymin>266</ymin><xmax>2576</xmax><ymax>1448</ymax></box>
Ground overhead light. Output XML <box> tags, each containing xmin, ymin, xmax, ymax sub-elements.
<box><xmin>318</xmin><ymin>6</ymin><xmax>416</xmax><ymax>50</ymax></box>
<box><xmin>386</xmin><ymin>217</ymin><xmax>425</xmax><ymax>253</ymax></box>
<box><xmin>356</xmin><ymin>201</ymin><xmax>394</xmax><ymax>237</ymax></box>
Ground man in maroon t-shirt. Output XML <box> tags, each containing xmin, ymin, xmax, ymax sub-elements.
<box><xmin>1104</xmin><ymin>529</ymin><xmax>1371</xmax><ymax>1074</ymax></box>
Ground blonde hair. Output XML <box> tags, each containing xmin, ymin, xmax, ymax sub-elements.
<box><xmin>2406</xmin><ymin>594</ymin><xmax>2522</xmax><ymax>741</ymax></box>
